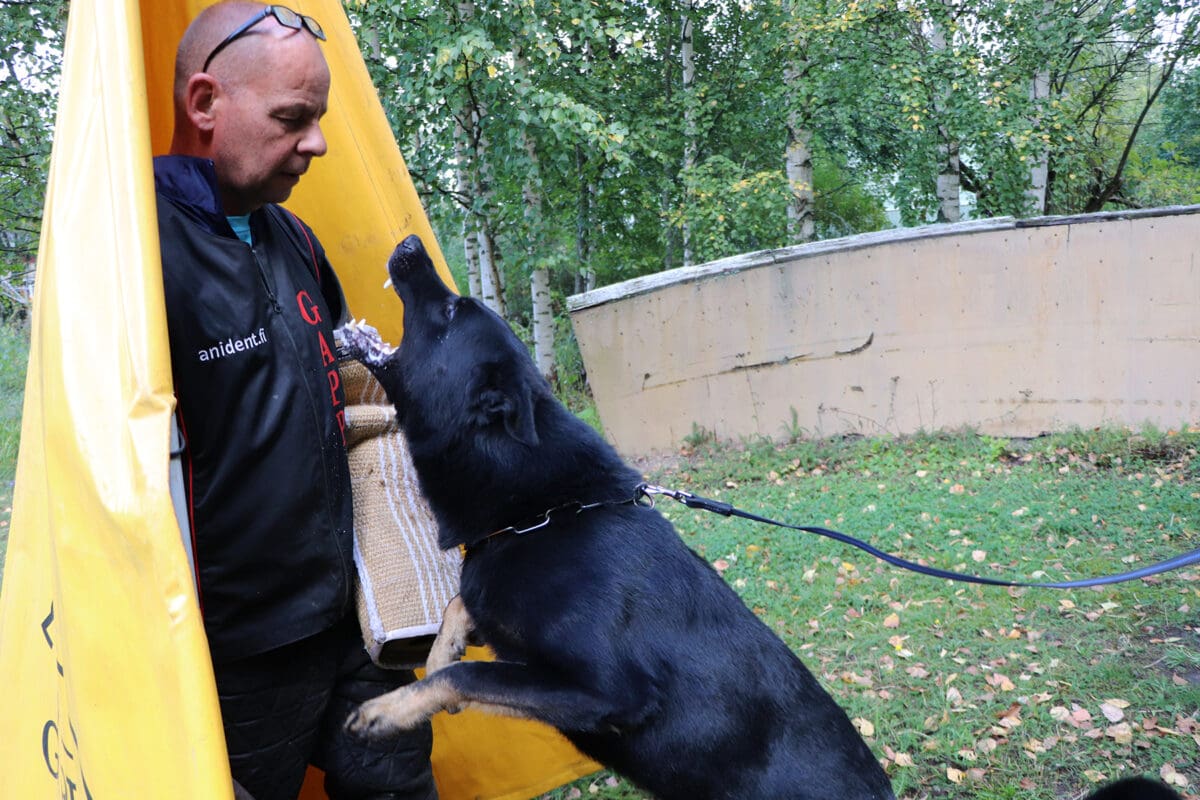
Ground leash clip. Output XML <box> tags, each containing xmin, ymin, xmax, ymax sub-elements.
<box><xmin>636</xmin><ymin>482</ymin><xmax>693</xmax><ymax>509</ymax></box>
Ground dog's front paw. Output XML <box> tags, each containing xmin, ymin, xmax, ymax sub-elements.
<box><xmin>346</xmin><ymin>689</ymin><xmax>421</xmax><ymax>738</ymax></box>
<box><xmin>345</xmin><ymin>680</ymin><xmax>457</xmax><ymax>737</ymax></box>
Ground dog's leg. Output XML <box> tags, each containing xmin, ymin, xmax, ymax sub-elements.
<box><xmin>347</xmin><ymin>671</ymin><xmax>468</xmax><ymax>735</ymax></box>
<box><xmin>425</xmin><ymin>595</ymin><xmax>472</xmax><ymax>675</ymax></box>
<box><xmin>346</xmin><ymin>660</ymin><xmax>656</xmax><ymax>738</ymax></box>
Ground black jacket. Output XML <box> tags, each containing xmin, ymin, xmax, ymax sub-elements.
<box><xmin>155</xmin><ymin>156</ymin><xmax>354</xmax><ymax>663</ymax></box>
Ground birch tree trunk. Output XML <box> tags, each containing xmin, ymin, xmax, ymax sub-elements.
<box><xmin>454</xmin><ymin>124</ymin><xmax>483</xmax><ymax>299</ymax></box>
<box><xmin>466</xmin><ymin>109</ymin><xmax>506</xmax><ymax>316</ymax></box>
<box><xmin>478</xmin><ymin>220</ymin><xmax>505</xmax><ymax>317</ymax></box>
<box><xmin>462</xmin><ymin>226</ymin><xmax>482</xmax><ymax>299</ymax></box>
<box><xmin>574</xmin><ymin>144</ymin><xmax>596</xmax><ymax>295</ymax></box>
<box><xmin>659</xmin><ymin>16</ymin><xmax>678</xmax><ymax>271</ymax></box>
<box><xmin>782</xmin><ymin>0</ymin><xmax>815</xmax><ymax>244</ymax></box>
<box><xmin>515</xmin><ymin>49</ymin><xmax>554</xmax><ymax>380</ymax></box>
<box><xmin>784</xmin><ymin>113</ymin><xmax>815</xmax><ymax>243</ymax></box>
<box><xmin>1025</xmin><ymin>67</ymin><xmax>1051</xmax><ymax>215</ymax></box>
<box><xmin>929</xmin><ymin>2</ymin><xmax>962</xmax><ymax>223</ymax></box>
<box><xmin>530</xmin><ymin>268</ymin><xmax>554</xmax><ymax>380</ymax></box>
<box><xmin>680</xmin><ymin>11</ymin><xmax>697</xmax><ymax>266</ymax></box>
<box><xmin>1024</xmin><ymin>0</ymin><xmax>1053</xmax><ymax>216</ymax></box>
<box><xmin>935</xmin><ymin>138</ymin><xmax>962</xmax><ymax>222</ymax></box>
<box><xmin>451</xmin><ymin>0</ymin><xmax>504</xmax><ymax>315</ymax></box>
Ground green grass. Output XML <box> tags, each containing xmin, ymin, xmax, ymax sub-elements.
<box><xmin>0</xmin><ymin>319</ymin><xmax>27</xmax><ymax>483</ymax></box>
<box><xmin>0</xmin><ymin>318</ymin><xmax>1195</xmax><ymax>799</ymax></box>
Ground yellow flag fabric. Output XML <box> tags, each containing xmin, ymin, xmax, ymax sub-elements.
<box><xmin>0</xmin><ymin>1</ymin><xmax>597</xmax><ymax>798</ymax></box>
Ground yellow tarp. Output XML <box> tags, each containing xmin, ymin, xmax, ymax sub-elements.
<box><xmin>0</xmin><ymin>1</ymin><xmax>597</xmax><ymax>798</ymax></box>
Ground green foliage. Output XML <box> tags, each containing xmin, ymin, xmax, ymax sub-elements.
<box><xmin>1122</xmin><ymin>64</ymin><xmax>1200</xmax><ymax>207</ymax></box>
<box><xmin>669</xmin><ymin>156</ymin><xmax>790</xmax><ymax>264</ymax></box>
<box><xmin>0</xmin><ymin>1</ymin><xmax>1197</xmax><ymax>387</ymax></box>
<box><xmin>843</xmin><ymin>0</ymin><xmax>1200</xmax><ymax>218</ymax></box>
<box><xmin>0</xmin><ymin>0</ymin><xmax>65</xmax><ymax>276</ymax></box>
<box><xmin>812</xmin><ymin>152</ymin><xmax>892</xmax><ymax>239</ymax></box>
<box><xmin>682</xmin><ymin>422</ymin><xmax>717</xmax><ymax>450</ymax></box>
<box><xmin>1159</xmin><ymin>66</ymin><xmax>1200</xmax><ymax>166</ymax></box>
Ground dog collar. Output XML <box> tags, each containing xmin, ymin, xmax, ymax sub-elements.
<box><xmin>475</xmin><ymin>484</ymin><xmax>659</xmax><ymax>546</ymax></box>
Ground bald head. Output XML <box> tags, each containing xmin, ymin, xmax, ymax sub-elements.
<box><xmin>169</xmin><ymin>2</ymin><xmax>331</xmax><ymax>213</ymax></box>
<box><xmin>174</xmin><ymin>2</ymin><xmax>266</xmax><ymax>101</ymax></box>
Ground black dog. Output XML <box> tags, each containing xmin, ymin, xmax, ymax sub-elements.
<box><xmin>339</xmin><ymin>235</ymin><xmax>894</xmax><ymax>799</ymax></box>
<box><xmin>340</xmin><ymin>236</ymin><xmax>1184</xmax><ymax>800</ymax></box>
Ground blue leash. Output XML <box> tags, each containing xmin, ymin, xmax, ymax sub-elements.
<box><xmin>637</xmin><ymin>483</ymin><xmax>1200</xmax><ymax>589</ymax></box>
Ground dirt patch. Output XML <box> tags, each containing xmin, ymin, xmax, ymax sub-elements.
<box><xmin>1144</xmin><ymin>625</ymin><xmax>1200</xmax><ymax>686</ymax></box>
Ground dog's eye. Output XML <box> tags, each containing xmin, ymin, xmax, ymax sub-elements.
<box><xmin>444</xmin><ymin>298</ymin><xmax>459</xmax><ymax>321</ymax></box>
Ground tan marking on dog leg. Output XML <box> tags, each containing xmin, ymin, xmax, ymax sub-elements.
<box><xmin>346</xmin><ymin>678</ymin><xmax>465</xmax><ymax>737</ymax></box>
<box><xmin>425</xmin><ymin>595</ymin><xmax>472</xmax><ymax>675</ymax></box>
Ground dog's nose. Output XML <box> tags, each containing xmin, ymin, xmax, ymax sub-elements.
<box><xmin>387</xmin><ymin>234</ymin><xmax>430</xmax><ymax>278</ymax></box>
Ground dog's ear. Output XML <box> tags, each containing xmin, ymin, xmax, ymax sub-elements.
<box><xmin>469</xmin><ymin>364</ymin><xmax>539</xmax><ymax>447</ymax></box>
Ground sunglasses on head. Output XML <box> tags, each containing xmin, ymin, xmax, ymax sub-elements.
<box><xmin>203</xmin><ymin>5</ymin><xmax>326</xmax><ymax>72</ymax></box>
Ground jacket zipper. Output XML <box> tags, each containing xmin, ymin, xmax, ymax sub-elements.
<box><xmin>251</xmin><ymin>243</ymin><xmax>284</xmax><ymax>314</ymax></box>
<box><xmin>251</xmin><ymin>242</ymin><xmax>354</xmax><ymax>609</ymax></box>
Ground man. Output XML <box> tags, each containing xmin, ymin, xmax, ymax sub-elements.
<box><xmin>154</xmin><ymin>3</ymin><xmax>436</xmax><ymax>799</ymax></box>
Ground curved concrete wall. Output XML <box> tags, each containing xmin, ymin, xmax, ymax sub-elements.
<box><xmin>567</xmin><ymin>207</ymin><xmax>1200</xmax><ymax>457</ymax></box>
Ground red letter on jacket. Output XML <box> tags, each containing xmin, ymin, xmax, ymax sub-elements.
<box><xmin>296</xmin><ymin>290</ymin><xmax>322</xmax><ymax>326</ymax></box>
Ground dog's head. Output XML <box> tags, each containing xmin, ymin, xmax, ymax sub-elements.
<box><xmin>383</xmin><ymin>235</ymin><xmax>541</xmax><ymax>449</ymax></box>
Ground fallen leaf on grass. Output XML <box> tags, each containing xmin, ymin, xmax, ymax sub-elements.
<box><xmin>1161</xmin><ymin>764</ymin><xmax>1190</xmax><ymax>788</ymax></box>
<box><xmin>996</xmin><ymin>703</ymin><xmax>1022</xmax><ymax>730</ymax></box>
<box><xmin>841</xmin><ymin>672</ymin><xmax>874</xmax><ymax>688</ymax></box>
<box><xmin>1050</xmin><ymin>705</ymin><xmax>1094</xmax><ymax>730</ymax></box>
<box><xmin>852</xmin><ymin>718</ymin><xmax>875</xmax><ymax>737</ymax></box>
<box><xmin>1099</xmin><ymin>701</ymin><xmax>1127</xmax><ymax>723</ymax></box>
<box><xmin>883</xmin><ymin>612</ymin><xmax>900</xmax><ymax>629</ymax></box>
<box><xmin>1105</xmin><ymin>722</ymin><xmax>1133</xmax><ymax>744</ymax></box>
<box><xmin>988</xmin><ymin>673</ymin><xmax>1015</xmax><ymax>691</ymax></box>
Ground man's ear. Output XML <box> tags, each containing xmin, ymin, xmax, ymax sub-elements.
<box><xmin>184</xmin><ymin>73</ymin><xmax>220</xmax><ymax>133</ymax></box>
<box><xmin>469</xmin><ymin>364</ymin><xmax>539</xmax><ymax>447</ymax></box>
